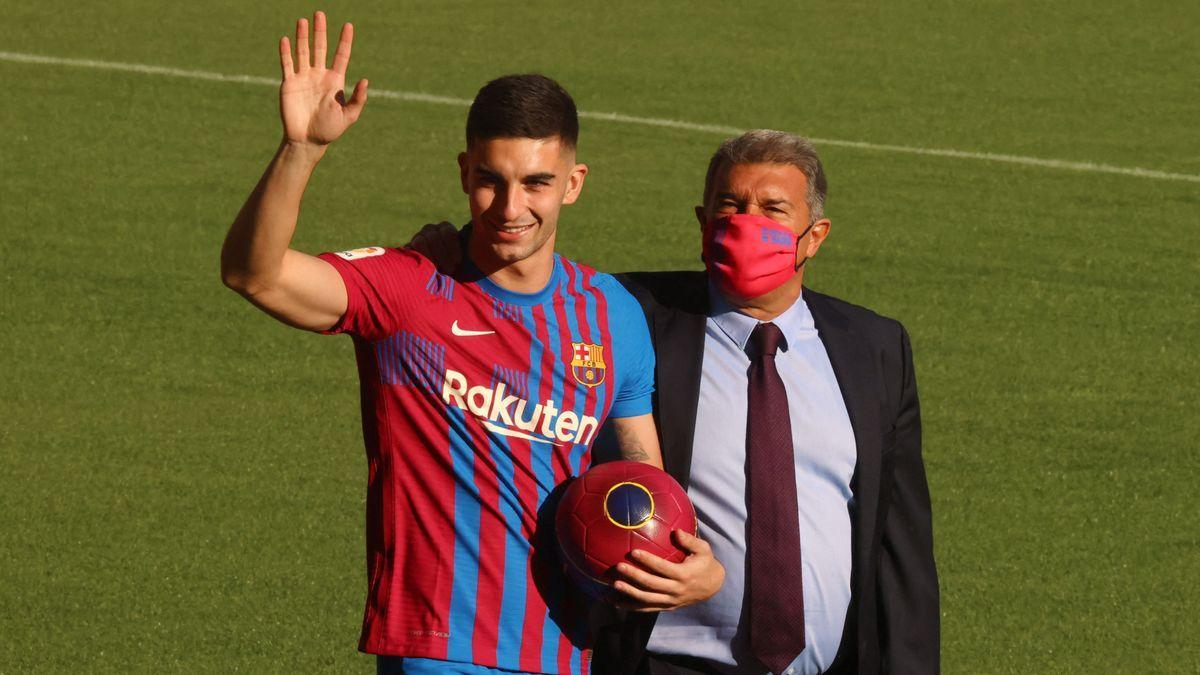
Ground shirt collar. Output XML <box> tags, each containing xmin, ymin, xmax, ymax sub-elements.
<box><xmin>709</xmin><ymin>283</ymin><xmax>814</xmax><ymax>354</ymax></box>
<box><xmin>467</xmin><ymin>254</ymin><xmax>565</xmax><ymax>306</ymax></box>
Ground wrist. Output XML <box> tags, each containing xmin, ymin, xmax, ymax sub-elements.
<box><xmin>278</xmin><ymin>138</ymin><xmax>329</xmax><ymax>164</ymax></box>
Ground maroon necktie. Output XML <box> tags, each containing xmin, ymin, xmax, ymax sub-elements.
<box><xmin>746</xmin><ymin>322</ymin><xmax>805</xmax><ymax>675</ymax></box>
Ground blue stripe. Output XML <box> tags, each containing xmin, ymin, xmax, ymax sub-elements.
<box><xmin>488</xmin><ymin>369</ymin><xmax>531</xmax><ymax>670</ymax></box>
<box><xmin>534</xmin><ymin>301</ymin><xmax>568</xmax><ymax>670</ymax></box>
<box><xmin>519</xmin><ymin>306</ymin><xmax>556</xmax><ymax>673</ymax></box>
<box><xmin>374</xmin><ymin>332</ymin><xmax>447</xmax><ymax>392</ymax></box>
<box><xmin>445</xmin><ymin>407</ymin><xmax>480</xmax><ymax>663</ymax></box>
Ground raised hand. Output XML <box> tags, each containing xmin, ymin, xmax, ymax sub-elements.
<box><xmin>278</xmin><ymin>11</ymin><xmax>368</xmax><ymax>146</ymax></box>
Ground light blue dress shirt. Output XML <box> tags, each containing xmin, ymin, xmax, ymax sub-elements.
<box><xmin>646</xmin><ymin>290</ymin><xmax>857</xmax><ymax>675</ymax></box>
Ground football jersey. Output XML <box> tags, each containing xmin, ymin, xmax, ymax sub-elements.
<box><xmin>317</xmin><ymin>245</ymin><xmax>655</xmax><ymax>675</ymax></box>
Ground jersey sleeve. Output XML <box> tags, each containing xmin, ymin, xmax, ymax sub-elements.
<box><xmin>602</xmin><ymin>276</ymin><xmax>656</xmax><ymax>419</ymax></box>
<box><xmin>316</xmin><ymin>246</ymin><xmax>429</xmax><ymax>341</ymax></box>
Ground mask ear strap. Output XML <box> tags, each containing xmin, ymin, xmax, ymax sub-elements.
<box><xmin>794</xmin><ymin>222</ymin><xmax>815</xmax><ymax>271</ymax></box>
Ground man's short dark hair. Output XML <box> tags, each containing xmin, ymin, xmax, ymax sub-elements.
<box><xmin>466</xmin><ymin>74</ymin><xmax>579</xmax><ymax>149</ymax></box>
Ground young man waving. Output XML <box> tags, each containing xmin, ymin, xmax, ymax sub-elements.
<box><xmin>220</xmin><ymin>12</ymin><xmax>721</xmax><ymax>675</ymax></box>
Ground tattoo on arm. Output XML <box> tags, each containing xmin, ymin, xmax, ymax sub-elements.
<box><xmin>616</xmin><ymin>425</ymin><xmax>651</xmax><ymax>462</ymax></box>
<box><xmin>621</xmin><ymin>444</ymin><xmax>651</xmax><ymax>462</ymax></box>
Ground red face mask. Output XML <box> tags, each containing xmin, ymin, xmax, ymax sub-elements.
<box><xmin>702</xmin><ymin>214</ymin><xmax>808</xmax><ymax>300</ymax></box>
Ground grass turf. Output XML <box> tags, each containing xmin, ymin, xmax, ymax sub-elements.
<box><xmin>2</xmin><ymin>1</ymin><xmax>1197</xmax><ymax>671</ymax></box>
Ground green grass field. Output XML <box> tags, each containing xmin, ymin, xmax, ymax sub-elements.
<box><xmin>2</xmin><ymin>1</ymin><xmax>1197</xmax><ymax>671</ymax></box>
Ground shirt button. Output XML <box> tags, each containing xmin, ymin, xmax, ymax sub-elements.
<box><xmin>784</xmin><ymin>669</ymin><xmax>795</xmax><ymax>675</ymax></box>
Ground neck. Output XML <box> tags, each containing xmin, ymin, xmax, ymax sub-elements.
<box><xmin>728</xmin><ymin>272</ymin><xmax>804</xmax><ymax>321</ymax></box>
<box><xmin>467</xmin><ymin>240</ymin><xmax>557</xmax><ymax>295</ymax></box>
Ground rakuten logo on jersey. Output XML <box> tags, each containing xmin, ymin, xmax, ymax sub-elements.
<box><xmin>442</xmin><ymin>369</ymin><xmax>599</xmax><ymax>447</ymax></box>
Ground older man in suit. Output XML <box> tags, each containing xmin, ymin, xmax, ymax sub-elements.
<box><xmin>595</xmin><ymin>130</ymin><xmax>939</xmax><ymax>675</ymax></box>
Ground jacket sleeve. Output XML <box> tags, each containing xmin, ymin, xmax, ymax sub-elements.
<box><xmin>878</xmin><ymin>325</ymin><xmax>940</xmax><ymax>673</ymax></box>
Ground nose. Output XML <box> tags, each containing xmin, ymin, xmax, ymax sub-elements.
<box><xmin>499</xmin><ymin>184</ymin><xmax>526</xmax><ymax>223</ymax></box>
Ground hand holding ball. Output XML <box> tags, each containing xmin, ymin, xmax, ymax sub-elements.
<box><xmin>555</xmin><ymin>460</ymin><xmax>698</xmax><ymax>599</ymax></box>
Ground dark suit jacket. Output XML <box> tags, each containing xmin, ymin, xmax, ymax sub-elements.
<box><xmin>593</xmin><ymin>271</ymin><xmax>939</xmax><ymax>675</ymax></box>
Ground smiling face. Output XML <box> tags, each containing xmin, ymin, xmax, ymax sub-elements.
<box><xmin>459</xmin><ymin>136</ymin><xmax>587</xmax><ymax>289</ymax></box>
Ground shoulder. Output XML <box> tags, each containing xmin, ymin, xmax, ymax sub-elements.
<box><xmin>321</xmin><ymin>245</ymin><xmax>432</xmax><ymax>276</ymax></box>
<box><xmin>614</xmin><ymin>270</ymin><xmax>709</xmax><ymax>315</ymax></box>
<box><xmin>804</xmin><ymin>287</ymin><xmax>910</xmax><ymax>348</ymax></box>
<box><xmin>558</xmin><ymin>259</ymin><xmax>644</xmax><ymax>318</ymax></box>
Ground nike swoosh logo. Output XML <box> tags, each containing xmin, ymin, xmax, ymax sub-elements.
<box><xmin>451</xmin><ymin>320</ymin><xmax>495</xmax><ymax>337</ymax></box>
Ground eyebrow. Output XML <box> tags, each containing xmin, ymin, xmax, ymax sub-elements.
<box><xmin>473</xmin><ymin>166</ymin><xmax>556</xmax><ymax>183</ymax></box>
<box><xmin>714</xmin><ymin>191</ymin><xmax>793</xmax><ymax>207</ymax></box>
<box><xmin>475</xmin><ymin>165</ymin><xmax>502</xmax><ymax>180</ymax></box>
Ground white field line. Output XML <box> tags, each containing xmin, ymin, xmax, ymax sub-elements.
<box><xmin>4</xmin><ymin>50</ymin><xmax>1198</xmax><ymax>185</ymax></box>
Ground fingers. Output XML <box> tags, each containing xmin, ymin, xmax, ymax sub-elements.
<box><xmin>313</xmin><ymin>11</ymin><xmax>327</xmax><ymax>68</ymax></box>
<box><xmin>279</xmin><ymin>36</ymin><xmax>293</xmax><ymax>79</ymax></box>
<box><xmin>672</xmin><ymin>529</ymin><xmax>711</xmax><ymax>555</ymax></box>
<box><xmin>615</xmin><ymin>561</ymin><xmax>678</xmax><ymax>593</ymax></box>
<box><xmin>331</xmin><ymin>22</ymin><xmax>354</xmax><ymax>74</ymax></box>
<box><xmin>628</xmin><ymin>549</ymin><xmax>683</xmax><ymax>578</ymax></box>
<box><xmin>295</xmin><ymin>17</ymin><xmax>310</xmax><ymax>73</ymax></box>
<box><xmin>406</xmin><ymin>221</ymin><xmax>462</xmax><ymax>272</ymax></box>
<box><xmin>345</xmin><ymin>79</ymin><xmax>369</xmax><ymax>123</ymax></box>
<box><xmin>612</xmin><ymin>580</ymin><xmax>675</xmax><ymax>610</ymax></box>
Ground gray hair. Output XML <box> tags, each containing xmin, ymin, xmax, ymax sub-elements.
<box><xmin>703</xmin><ymin>129</ymin><xmax>828</xmax><ymax>223</ymax></box>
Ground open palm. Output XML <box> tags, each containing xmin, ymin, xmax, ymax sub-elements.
<box><xmin>278</xmin><ymin>11</ymin><xmax>368</xmax><ymax>146</ymax></box>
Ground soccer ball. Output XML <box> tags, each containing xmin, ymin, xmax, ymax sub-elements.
<box><xmin>555</xmin><ymin>460</ymin><xmax>697</xmax><ymax>600</ymax></box>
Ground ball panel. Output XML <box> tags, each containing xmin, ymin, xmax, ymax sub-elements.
<box><xmin>556</xmin><ymin>461</ymin><xmax>698</xmax><ymax>601</ymax></box>
<box><xmin>605</xmin><ymin>482</ymin><xmax>654</xmax><ymax>528</ymax></box>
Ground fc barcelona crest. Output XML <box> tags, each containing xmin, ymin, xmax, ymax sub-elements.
<box><xmin>570</xmin><ymin>342</ymin><xmax>607</xmax><ymax>388</ymax></box>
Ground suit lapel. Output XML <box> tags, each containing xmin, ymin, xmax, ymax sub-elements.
<box><xmin>807</xmin><ymin>290</ymin><xmax>883</xmax><ymax>612</ymax></box>
<box><xmin>654</xmin><ymin>297</ymin><xmax>708</xmax><ymax>491</ymax></box>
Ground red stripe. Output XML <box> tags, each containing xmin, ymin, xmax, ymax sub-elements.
<box><xmin>582</xmin><ymin>265</ymin><xmax>613</xmax><ymax>418</ymax></box>
<box><xmin>375</xmin><ymin>385</ymin><xmax>456</xmax><ymax>658</ymax></box>
<box><xmin>567</xmin><ymin>262</ymin><xmax>609</xmax><ymax>474</ymax></box>
<box><xmin>501</xmin><ymin>317</ymin><xmax>542</xmax><ymax>667</ymax></box>
<box><xmin>550</xmin><ymin>290</ymin><xmax>579</xmax><ymax>488</ymax></box>
<box><xmin>503</xmin><ymin>311</ymin><xmax>542</xmax><ymax>543</ymax></box>
<box><xmin>558</xmin><ymin>629</ymin><xmax>575</xmax><ymax>675</ymax></box>
<box><xmin>468</xmin><ymin>412</ymin><xmax>503</xmax><ymax>664</ymax></box>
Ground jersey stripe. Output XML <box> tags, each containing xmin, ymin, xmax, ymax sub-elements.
<box><xmin>518</xmin><ymin>303</ymin><xmax>553</xmax><ymax>672</ymax></box>
<box><xmin>539</xmin><ymin>298</ymin><xmax>574</xmax><ymax>672</ymax></box>
<box><xmin>445</xmin><ymin>407</ymin><xmax>481</xmax><ymax>662</ymax></box>
<box><xmin>469</xmin><ymin>413</ymin><xmax>504</xmax><ymax>664</ymax></box>
<box><xmin>487</xmin><ymin>362</ymin><xmax>537</xmax><ymax>669</ymax></box>
<box><xmin>573</xmin><ymin>264</ymin><xmax>613</xmax><ymax>473</ymax></box>
<box><xmin>561</xmin><ymin>262</ymin><xmax>611</xmax><ymax>673</ymax></box>
<box><xmin>551</xmin><ymin>269</ymin><xmax>588</xmax><ymax>673</ymax></box>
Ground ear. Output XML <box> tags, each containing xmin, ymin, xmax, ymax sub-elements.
<box><xmin>457</xmin><ymin>152</ymin><xmax>469</xmax><ymax>194</ymax></box>
<box><xmin>694</xmin><ymin>205</ymin><xmax>707</xmax><ymax>229</ymax></box>
<box><xmin>561</xmin><ymin>163</ymin><xmax>589</xmax><ymax>205</ymax></box>
<box><xmin>803</xmin><ymin>219</ymin><xmax>832</xmax><ymax>258</ymax></box>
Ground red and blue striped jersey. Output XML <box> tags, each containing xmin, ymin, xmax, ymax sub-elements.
<box><xmin>317</xmin><ymin>245</ymin><xmax>654</xmax><ymax>674</ymax></box>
